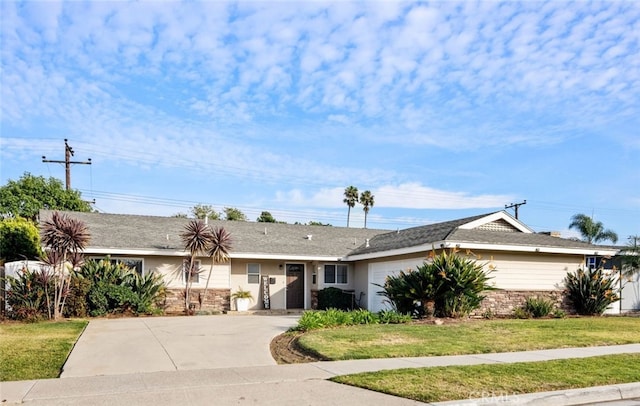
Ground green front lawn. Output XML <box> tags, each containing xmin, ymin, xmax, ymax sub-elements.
<box><xmin>333</xmin><ymin>353</ymin><xmax>640</xmax><ymax>403</ymax></box>
<box><xmin>298</xmin><ymin>317</ymin><xmax>640</xmax><ymax>360</ymax></box>
<box><xmin>0</xmin><ymin>320</ymin><xmax>88</xmax><ymax>381</ymax></box>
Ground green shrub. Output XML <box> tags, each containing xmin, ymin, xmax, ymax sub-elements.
<box><xmin>64</xmin><ymin>276</ymin><xmax>91</xmax><ymax>317</ymax></box>
<box><xmin>513</xmin><ymin>307</ymin><xmax>531</xmax><ymax>319</ymax></box>
<box><xmin>0</xmin><ymin>217</ymin><xmax>43</xmax><ymax>262</ymax></box>
<box><xmin>524</xmin><ymin>297</ymin><xmax>555</xmax><ymax>318</ymax></box>
<box><xmin>376</xmin><ymin>270</ymin><xmax>420</xmax><ymax>316</ymax></box>
<box><xmin>350</xmin><ymin>309</ymin><xmax>378</xmax><ymax>325</ymax></box>
<box><xmin>552</xmin><ymin>309</ymin><xmax>567</xmax><ymax>318</ymax></box>
<box><xmin>295</xmin><ymin>310</ymin><xmax>328</xmax><ymax>331</ymax></box>
<box><xmin>378</xmin><ymin>310</ymin><xmax>412</xmax><ymax>324</ymax></box>
<box><xmin>377</xmin><ymin>250</ymin><xmax>495</xmax><ymax>318</ymax></box>
<box><xmin>317</xmin><ymin>287</ymin><xmax>352</xmax><ymax>310</ymax></box>
<box><xmin>564</xmin><ymin>268</ymin><xmax>620</xmax><ymax>315</ymax></box>
<box><xmin>4</xmin><ymin>267</ymin><xmax>54</xmax><ymax>321</ymax></box>
<box><xmin>294</xmin><ymin>309</ymin><xmax>387</xmax><ymax>331</ymax></box>
<box><xmin>76</xmin><ymin>258</ymin><xmax>166</xmax><ymax>316</ymax></box>
<box><xmin>323</xmin><ymin>308</ymin><xmax>352</xmax><ymax>326</ymax></box>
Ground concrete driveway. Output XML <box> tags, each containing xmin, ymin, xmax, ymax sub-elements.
<box><xmin>61</xmin><ymin>315</ymin><xmax>299</xmax><ymax>378</ymax></box>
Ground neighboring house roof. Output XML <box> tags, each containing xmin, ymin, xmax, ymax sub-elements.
<box><xmin>346</xmin><ymin>211</ymin><xmax>619</xmax><ymax>260</ymax></box>
<box><xmin>39</xmin><ymin>210</ymin><xmax>389</xmax><ymax>261</ymax></box>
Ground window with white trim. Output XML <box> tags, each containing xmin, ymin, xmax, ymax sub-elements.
<box><xmin>183</xmin><ymin>259</ymin><xmax>201</xmax><ymax>283</ymax></box>
<box><xmin>247</xmin><ymin>263</ymin><xmax>260</xmax><ymax>284</ymax></box>
<box><xmin>586</xmin><ymin>256</ymin><xmax>598</xmax><ymax>270</ymax></box>
<box><xmin>324</xmin><ymin>264</ymin><xmax>348</xmax><ymax>284</ymax></box>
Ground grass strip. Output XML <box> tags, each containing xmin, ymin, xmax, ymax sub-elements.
<box><xmin>332</xmin><ymin>353</ymin><xmax>640</xmax><ymax>403</ymax></box>
<box><xmin>298</xmin><ymin>317</ymin><xmax>640</xmax><ymax>360</ymax></box>
<box><xmin>0</xmin><ymin>320</ymin><xmax>88</xmax><ymax>381</ymax></box>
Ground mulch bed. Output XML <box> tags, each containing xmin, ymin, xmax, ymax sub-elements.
<box><xmin>270</xmin><ymin>332</ymin><xmax>328</xmax><ymax>364</ymax></box>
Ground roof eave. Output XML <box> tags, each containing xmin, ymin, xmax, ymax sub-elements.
<box><xmin>83</xmin><ymin>247</ymin><xmax>343</xmax><ymax>262</ymax></box>
<box><xmin>345</xmin><ymin>241</ymin><xmax>619</xmax><ymax>261</ymax></box>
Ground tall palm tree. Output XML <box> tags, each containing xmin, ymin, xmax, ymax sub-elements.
<box><xmin>180</xmin><ymin>219</ymin><xmax>213</xmax><ymax>314</ymax></box>
<box><xmin>360</xmin><ymin>190</ymin><xmax>375</xmax><ymax>229</ymax></box>
<box><xmin>343</xmin><ymin>186</ymin><xmax>359</xmax><ymax>228</ymax></box>
<box><xmin>41</xmin><ymin>212</ymin><xmax>90</xmax><ymax>319</ymax></box>
<box><xmin>568</xmin><ymin>213</ymin><xmax>618</xmax><ymax>244</ymax></box>
<box><xmin>201</xmin><ymin>226</ymin><xmax>233</xmax><ymax>308</ymax></box>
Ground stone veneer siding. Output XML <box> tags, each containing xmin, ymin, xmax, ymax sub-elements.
<box><xmin>162</xmin><ymin>288</ymin><xmax>231</xmax><ymax>314</ymax></box>
<box><xmin>474</xmin><ymin>289</ymin><xmax>572</xmax><ymax>316</ymax></box>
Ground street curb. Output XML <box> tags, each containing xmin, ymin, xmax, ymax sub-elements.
<box><xmin>431</xmin><ymin>381</ymin><xmax>640</xmax><ymax>405</ymax></box>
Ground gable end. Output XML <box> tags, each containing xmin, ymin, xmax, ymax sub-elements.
<box><xmin>475</xmin><ymin>218</ymin><xmax>520</xmax><ymax>233</ymax></box>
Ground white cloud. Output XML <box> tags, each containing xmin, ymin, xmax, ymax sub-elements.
<box><xmin>274</xmin><ymin>183</ymin><xmax>512</xmax><ymax>210</ymax></box>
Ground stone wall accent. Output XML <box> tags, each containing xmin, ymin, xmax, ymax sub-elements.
<box><xmin>311</xmin><ymin>289</ymin><xmax>318</xmax><ymax>310</ymax></box>
<box><xmin>162</xmin><ymin>288</ymin><xmax>231</xmax><ymax>314</ymax></box>
<box><xmin>474</xmin><ymin>289</ymin><xmax>572</xmax><ymax>317</ymax></box>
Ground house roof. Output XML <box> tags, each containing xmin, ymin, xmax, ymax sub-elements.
<box><xmin>40</xmin><ymin>210</ymin><xmax>618</xmax><ymax>262</ymax></box>
<box><xmin>39</xmin><ymin>210</ymin><xmax>389</xmax><ymax>260</ymax></box>
<box><xmin>346</xmin><ymin>211</ymin><xmax>618</xmax><ymax>259</ymax></box>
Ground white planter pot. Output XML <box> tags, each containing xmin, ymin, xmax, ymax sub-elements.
<box><xmin>236</xmin><ymin>298</ymin><xmax>251</xmax><ymax>312</ymax></box>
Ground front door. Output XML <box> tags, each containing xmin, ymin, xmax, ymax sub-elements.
<box><xmin>286</xmin><ymin>263</ymin><xmax>304</xmax><ymax>309</ymax></box>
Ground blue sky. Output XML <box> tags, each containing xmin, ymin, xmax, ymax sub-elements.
<box><xmin>1</xmin><ymin>1</ymin><xmax>638</xmax><ymax>242</ymax></box>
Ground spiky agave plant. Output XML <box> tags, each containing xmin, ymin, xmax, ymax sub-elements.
<box><xmin>41</xmin><ymin>212</ymin><xmax>90</xmax><ymax>319</ymax></box>
<box><xmin>180</xmin><ymin>220</ymin><xmax>213</xmax><ymax>314</ymax></box>
<box><xmin>201</xmin><ymin>226</ymin><xmax>233</xmax><ymax>309</ymax></box>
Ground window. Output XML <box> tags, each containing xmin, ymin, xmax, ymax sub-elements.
<box><xmin>183</xmin><ymin>259</ymin><xmax>201</xmax><ymax>283</ymax></box>
<box><xmin>324</xmin><ymin>264</ymin><xmax>348</xmax><ymax>284</ymax></box>
<box><xmin>247</xmin><ymin>263</ymin><xmax>260</xmax><ymax>284</ymax></box>
<box><xmin>91</xmin><ymin>257</ymin><xmax>144</xmax><ymax>275</ymax></box>
<box><xmin>586</xmin><ymin>256</ymin><xmax>598</xmax><ymax>270</ymax></box>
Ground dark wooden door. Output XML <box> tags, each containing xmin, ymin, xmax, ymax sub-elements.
<box><xmin>286</xmin><ymin>264</ymin><xmax>304</xmax><ymax>309</ymax></box>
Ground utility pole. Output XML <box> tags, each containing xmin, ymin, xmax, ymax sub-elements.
<box><xmin>505</xmin><ymin>200</ymin><xmax>527</xmax><ymax>219</ymax></box>
<box><xmin>42</xmin><ymin>139</ymin><xmax>91</xmax><ymax>190</ymax></box>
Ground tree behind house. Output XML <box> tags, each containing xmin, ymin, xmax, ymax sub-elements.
<box><xmin>359</xmin><ymin>190</ymin><xmax>375</xmax><ymax>229</ymax></box>
<box><xmin>257</xmin><ymin>211</ymin><xmax>276</xmax><ymax>223</ymax></box>
<box><xmin>568</xmin><ymin>213</ymin><xmax>618</xmax><ymax>244</ymax></box>
<box><xmin>192</xmin><ymin>204</ymin><xmax>221</xmax><ymax>220</ymax></box>
<box><xmin>0</xmin><ymin>172</ymin><xmax>92</xmax><ymax>219</ymax></box>
<box><xmin>224</xmin><ymin>207</ymin><xmax>247</xmax><ymax>221</ymax></box>
<box><xmin>343</xmin><ymin>186</ymin><xmax>359</xmax><ymax>228</ymax></box>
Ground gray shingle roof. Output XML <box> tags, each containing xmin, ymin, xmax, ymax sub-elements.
<box><xmin>448</xmin><ymin>229</ymin><xmax>603</xmax><ymax>250</ymax></box>
<box><xmin>347</xmin><ymin>213</ymin><xmax>491</xmax><ymax>256</ymax></box>
<box><xmin>348</xmin><ymin>211</ymin><xmax>606</xmax><ymax>256</ymax></box>
<box><xmin>40</xmin><ymin>210</ymin><xmax>389</xmax><ymax>258</ymax></box>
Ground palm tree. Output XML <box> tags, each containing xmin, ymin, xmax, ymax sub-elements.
<box><xmin>568</xmin><ymin>213</ymin><xmax>618</xmax><ymax>244</ymax></box>
<box><xmin>41</xmin><ymin>212</ymin><xmax>90</xmax><ymax>319</ymax></box>
<box><xmin>360</xmin><ymin>190</ymin><xmax>375</xmax><ymax>229</ymax></box>
<box><xmin>201</xmin><ymin>226</ymin><xmax>233</xmax><ymax>308</ymax></box>
<box><xmin>621</xmin><ymin>235</ymin><xmax>640</xmax><ymax>278</ymax></box>
<box><xmin>180</xmin><ymin>219</ymin><xmax>213</xmax><ymax>314</ymax></box>
<box><xmin>343</xmin><ymin>186</ymin><xmax>359</xmax><ymax>227</ymax></box>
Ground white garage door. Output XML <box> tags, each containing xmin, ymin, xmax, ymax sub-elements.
<box><xmin>368</xmin><ymin>258</ymin><xmax>424</xmax><ymax>313</ymax></box>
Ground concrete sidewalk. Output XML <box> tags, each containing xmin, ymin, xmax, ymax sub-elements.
<box><xmin>2</xmin><ymin>344</ymin><xmax>640</xmax><ymax>405</ymax></box>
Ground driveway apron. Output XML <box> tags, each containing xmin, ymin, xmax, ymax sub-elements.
<box><xmin>61</xmin><ymin>315</ymin><xmax>299</xmax><ymax>378</ymax></box>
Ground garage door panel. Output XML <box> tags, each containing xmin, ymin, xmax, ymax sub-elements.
<box><xmin>368</xmin><ymin>259</ymin><xmax>424</xmax><ymax>313</ymax></box>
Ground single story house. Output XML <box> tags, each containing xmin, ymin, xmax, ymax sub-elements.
<box><xmin>38</xmin><ymin>210</ymin><xmax>631</xmax><ymax>314</ymax></box>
